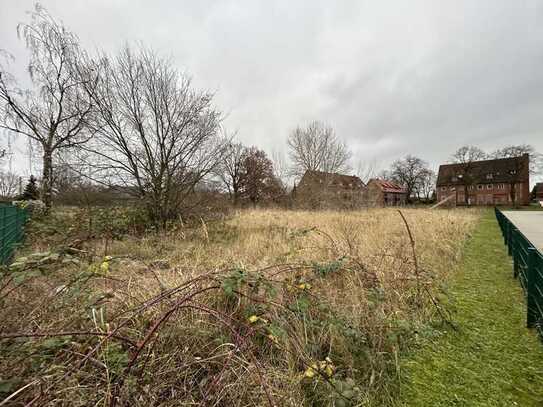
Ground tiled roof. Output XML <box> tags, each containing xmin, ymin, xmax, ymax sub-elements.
<box><xmin>436</xmin><ymin>154</ymin><xmax>529</xmax><ymax>186</ymax></box>
<box><xmin>369</xmin><ymin>179</ymin><xmax>407</xmax><ymax>193</ymax></box>
<box><xmin>299</xmin><ymin>170</ymin><xmax>366</xmax><ymax>190</ymax></box>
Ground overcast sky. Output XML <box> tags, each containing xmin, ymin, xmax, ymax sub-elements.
<box><xmin>1</xmin><ymin>0</ymin><xmax>543</xmax><ymax>183</ymax></box>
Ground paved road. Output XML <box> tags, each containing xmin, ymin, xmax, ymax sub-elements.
<box><xmin>502</xmin><ymin>211</ymin><xmax>543</xmax><ymax>251</ymax></box>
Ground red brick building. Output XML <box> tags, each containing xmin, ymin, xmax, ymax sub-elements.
<box><xmin>366</xmin><ymin>179</ymin><xmax>407</xmax><ymax>206</ymax></box>
<box><xmin>436</xmin><ymin>154</ymin><xmax>530</xmax><ymax>206</ymax></box>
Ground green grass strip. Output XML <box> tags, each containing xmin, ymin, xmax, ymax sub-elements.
<box><xmin>399</xmin><ymin>210</ymin><xmax>543</xmax><ymax>406</ymax></box>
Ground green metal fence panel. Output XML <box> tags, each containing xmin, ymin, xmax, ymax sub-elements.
<box><xmin>495</xmin><ymin>207</ymin><xmax>543</xmax><ymax>335</ymax></box>
<box><xmin>0</xmin><ymin>204</ymin><xmax>28</xmax><ymax>265</ymax></box>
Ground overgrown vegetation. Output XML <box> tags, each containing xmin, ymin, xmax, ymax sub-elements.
<box><xmin>0</xmin><ymin>207</ymin><xmax>479</xmax><ymax>405</ymax></box>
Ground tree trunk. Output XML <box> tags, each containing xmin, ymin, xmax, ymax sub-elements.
<box><xmin>233</xmin><ymin>185</ymin><xmax>239</xmax><ymax>206</ymax></box>
<box><xmin>510</xmin><ymin>182</ymin><xmax>517</xmax><ymax>208</ymax></box>
<box><xmin>41</xmin><ymin>147</ymin><xmax>53</xmax><ymax>210</ymax></box>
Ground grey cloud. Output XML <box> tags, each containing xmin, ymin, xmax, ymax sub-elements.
<box><xmin>1</xmin><ymin>0</ymin><xmax>542</xmax><ymax>183</ymax></box>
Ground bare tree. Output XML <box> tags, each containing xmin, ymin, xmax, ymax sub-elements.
<box><xmin>287</xmin><ymin>121</ymin><xmax>351</xmax><ymax>177</ymax></box>
<box><xmin>490</xmin><ymin>144</ymin><xmax>542</xmax><ymax>175</ymax></box>
<box><xmin>451</xmin><ymin>145</ymin><xmax>487</xmax><ymax>205</ymax></box>
<box><xmin>490</xmin><ymin>144</ymin><xmax>540</xmax><ymax>206</ymax></box>
<box><xmin>389</xmin><ymin>155</ymin><xmax>429</xmax><ymax>203</ymax></box>
<box><xmin>239</xmin><ymin>147</ymin><xmax>281</xmax><ymax>206</ymax></box>
<box><xmin>355</xmin><ymin>158</ymin><xmax>377</xmax><ymax>184</ymax></box>
<box><xmin>271</xmin><ymin>149</ymin><xmax>292</xmax><ymax>192</ymax></box>
<box><xmin>452</xmin><ymin>145</ymin><xmax>487</xmax><ymax>164</ymax></box>
<box><xmin>414</xmin><ymin>168</ymin><xmax>436</xmax><ymax>201</ymax></box>
<box><xmin>78</xmin><ymin>45</ymin><xmax>224</xmax><ymax>226</ymax></box>
<box><xmin>215</xmin><ymin>139</ymin><xmax>247</xmax><ymax>205</ymax></box>
<box><xmin>0</xmin><ymin>171</ymin><xmax>19</xmax><ymax>199</ymax></box>
<box><xmin>377</xmin><ymin>169</ymin><xmax>393</xmax><ymax>181</ymax></box>
<box><xmin>0</xmin><ymin>5</ymin><xmax>94</xmax><ymax>209</ymax></box>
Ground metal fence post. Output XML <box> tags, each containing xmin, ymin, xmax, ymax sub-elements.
<box><xmin>512</xmin><ymin>228</ymin><xmax>519</xmax><ymax>278</ymax></box>
<box><xmin>527</xmin><ymin>247</ymin><xmax>539</xmax><ymax>328</ymax></box>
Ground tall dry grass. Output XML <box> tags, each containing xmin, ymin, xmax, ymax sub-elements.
<box><xmin>0</xmin><ymin>207</ymin><xmax>480</xmax><ymax>406</ymax></box>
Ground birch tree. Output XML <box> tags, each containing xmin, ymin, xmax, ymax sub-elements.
<box><xmin>0</xmin><ymin>5</ymin><xmax>94</xmax><ymax>209</ymax></box>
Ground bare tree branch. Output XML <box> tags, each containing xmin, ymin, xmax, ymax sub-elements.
<box><xmin>287</xmin><ymin>121</ymin><xmax>351</xmax><ymax>177</ymax></box>
<box><xmin>75</xmin><ymin>45</ymin><xmax>225</xmax><ymax>226</ymax></box>
<box><xmin>0</xmin><ymin>5</ymin><xmax>95</xmax><ymax>209</ymax></box>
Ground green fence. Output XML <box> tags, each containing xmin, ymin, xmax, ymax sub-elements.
<box><xmin>0</xmin><ymin>203</ymin><xmax>28</xmax><ymax>265</ymax></box>
<box><xmin>495</xmin><ymin>207</ymin><xmax>543</xmax><ymax>333</ymax></box>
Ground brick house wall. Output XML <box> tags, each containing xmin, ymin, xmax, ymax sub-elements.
<box><xmin>436</xmin><ymin>181</ymin><xmax>528</xmax><ymax>206</ymax></box>
<box><xmin>436</xmin><ymin>154</ymin><xmax>530</xmax><ymax>206</ymax></box>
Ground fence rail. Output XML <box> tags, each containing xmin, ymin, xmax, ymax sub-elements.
<box><xmin>0</xmin><ymin>203</ymin><xmax>28</xmax><ymax>265</ymax></box>
<box><xmin>495</xmin><ymin>207</ymin><xmax>543</xmax><ymax>333</ymax></box>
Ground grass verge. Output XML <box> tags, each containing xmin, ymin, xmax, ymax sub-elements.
<box><xmin>399</xmin><ymin>210</ymin><xmax>543</xmax><ymax>406</ymax></box>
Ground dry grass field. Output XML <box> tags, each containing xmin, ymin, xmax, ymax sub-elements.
<box><xmin>1</xmin><ymin>207</ymin><xmax>480</xmax><ymax>406</ymax></box>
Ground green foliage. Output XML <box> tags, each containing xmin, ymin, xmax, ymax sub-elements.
<box><xmin>0</xmin><ymin>378</ymin><xmax>20</xmax><ymax>396</ymax></box>
<box><xmin>312</xmin><ymin>256</ymin><xmax>346</xmax><ymax>276</ymax></box>
<box><xmin>288</xmin><ymin>226</ymin><xmax>316</xmax><ymax>239</ymax></box>
<box><xmin>221</xmin><ymin>267</ymin><xmax>247</xmax><ymax>298</ymax></box>
<box><xmin>102</xmin><ymin>342</ymin><xmax>129</xmax><ymax>377</ymax></box>
<box><xmin>12</xmin><ymin>199</ymin><xmax>46</xmax><ymax>216</ymax></box>
<box><xmin>20</xmin><ymin>175</ymin><xmax>39</xmax><ymax>200</ymax></box>
<box><xmin>6</xmin><ymin>251</ymin><xmax>80</xmax><ymax>284</ymax></box>
<box><xmin>221</xmin><ymin>267</ymin><xmax>277</xmax><ymax>300</ymax></box>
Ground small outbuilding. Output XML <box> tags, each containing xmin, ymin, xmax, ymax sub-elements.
<box><xmin>366</xmin><ymin>179</ymin><xmax>407</xmax><ymax>206</ymax></box>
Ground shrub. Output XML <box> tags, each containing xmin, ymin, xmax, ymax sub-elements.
<box><xmin>12</xmin><ymin>200</ymin><xmax>47</xmax><ymax>216</ymax></box>
<box><xmin>88</xmin><ymin>206</ymin><xmax>151</xmax><ymax>238</ymax></box>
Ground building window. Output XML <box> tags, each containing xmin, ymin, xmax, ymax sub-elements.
<box><xmin>441</xmin><ymin>187</ymin><xmax>446</xmax><ymax>191</ymax></box>
<box><xmin>451</xmin><ymin>176</ymin><xmax>458</xmax><ymax>182</ymax></box>
<box><xmin>486</xmin><ymin>173</ymin><xmax>493</xmax><ymax>179</ymax></box>
<box><xmin>477</xmin><ymin>185</ymin><xmax>483</xmax><ymax>190</ymax></box>
<box><xmin>487</xmin><ymin>184</ymin><xmax>492</xmax><ymax>189</ymax></box>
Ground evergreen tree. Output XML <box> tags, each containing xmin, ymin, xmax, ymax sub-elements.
<box><xmin>21</xmin><ymin>175</ymin><xmax>39</xmax><ymax>200</ymax></box>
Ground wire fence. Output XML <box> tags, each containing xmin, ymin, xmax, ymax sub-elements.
<box><xmin>495</xmin><ymin>207</ymin><xmax>543</xmax><ymax>334</ymax></box>
<box><xmin>0</xmin><ymin>203</ymin><xmax>28</xmax><ymax>265</ymax></box>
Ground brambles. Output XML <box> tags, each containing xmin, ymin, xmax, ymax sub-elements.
<box><xmin>0</xmin><ymin>207</ymin><xmax>479</xmax><ymax>405</ymax></box>
<box><xmin>12</xmin><ymin>200</ymin><xmax>46</xmax><ymax>216</ymax></box>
